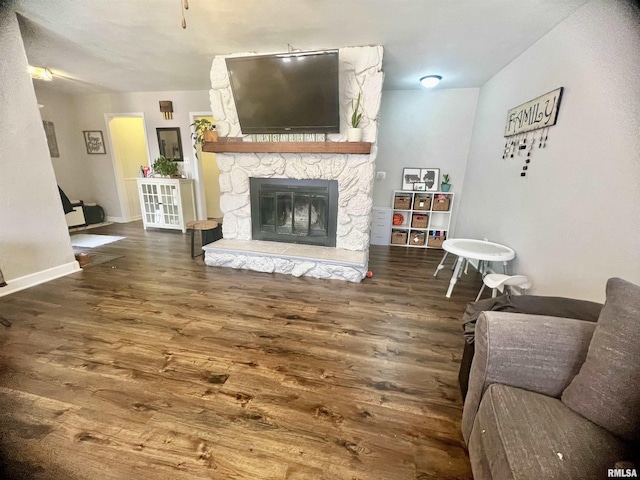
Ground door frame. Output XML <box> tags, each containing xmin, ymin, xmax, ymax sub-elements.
<box><xmin>104</xmin><ymin>112</ymin><xmax>150</xmax><ymax>222</ymax></box>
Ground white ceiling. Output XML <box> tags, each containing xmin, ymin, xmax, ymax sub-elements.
<box><xmin>14</xmin><ymin>0</ymin><xmax>589</xmax><ymax>94</ymax></box>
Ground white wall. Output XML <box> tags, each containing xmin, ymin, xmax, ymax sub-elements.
<box><xmin>456</xmin><ymin>0</ymin><xmax>640</xmax><ymax>301</ymax></box>
<box><xmin>374</xmin><ymin>88</ymin><xmax>479</xmax><ymax>235</ymax></box>
<box><xmin>33</xmin><ymin>89</ymin><xmax>211</xmax><ymax>219</ymax></box>
<box><xmin>36</xmin><ymin>85</ymin><xmax>94</xmax><ymax>202</ymax></box>
<box><xmin>0</xmin><ymin>9</ymin><xmax>78</xmax><ymax>294</ymax></box>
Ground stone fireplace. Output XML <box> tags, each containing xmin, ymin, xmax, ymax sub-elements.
<box><xmin>203</xmin><ymin>46</ymin><xmax>383</xmax><ymax>282</ymax></box>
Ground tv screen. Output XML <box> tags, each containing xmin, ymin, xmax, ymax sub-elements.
<box><xmin>226</xmin><ymin>50</ymin><xmax>340</xmax><ymax>134</ymax></box>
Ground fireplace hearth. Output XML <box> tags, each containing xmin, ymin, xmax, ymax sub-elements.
<box><xmin>250</xmin><ymin>178</ymin><xmax>338</xmax><ymax>247</ymax></box>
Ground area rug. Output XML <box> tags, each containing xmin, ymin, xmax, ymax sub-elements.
<box><xmin>70</xmin><ymin>234</ymin><xmax>125</xmax><ymax>248</ymax></box>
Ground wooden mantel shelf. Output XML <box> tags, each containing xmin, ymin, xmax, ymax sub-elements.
<box><xmin>202</xmin><ymin>141</ymin><xmax>372</xmax><ymax>154</ymax></box>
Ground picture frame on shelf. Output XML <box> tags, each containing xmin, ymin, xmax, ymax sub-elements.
<box><xmin>83</xmin><ymin>130</ymin><xmax>106</xmax><ymax>154</ymax></box>
<box><xmin>420</xmin><ymin>168</ymin><xmax>440</xmax><ymax>191</ymax></box>
<box><xmin>402</xmin><ymin>167</ymin><xmax>421</xmax><ymax>190</ymax></box>
<box><xmin>413</xmin><ymin>182</ymin><xmax>426</xmax><ymax>191</ymax></box>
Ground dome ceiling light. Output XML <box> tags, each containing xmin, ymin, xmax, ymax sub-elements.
<box><xmin>420</xmin><ymin>75</ymin><xmax>442</xmax><ymax>88</ymax></box>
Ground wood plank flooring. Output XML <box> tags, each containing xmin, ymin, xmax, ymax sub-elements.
<box><xmin>0</xmin><ymin>222</ymin><xmax>483</xmax><ymax>479</ymax></box>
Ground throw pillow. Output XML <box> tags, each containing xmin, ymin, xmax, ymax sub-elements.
<box><xmin>562</xmin><ymin>277</ymin><xmax>640</xmax><ymax>441</ymax></box>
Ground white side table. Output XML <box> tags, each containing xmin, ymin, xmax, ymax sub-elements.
<box><xmin>434</xmin><ymin>238</ymin><xmax>516</xmax><ymax>298</ymax></box>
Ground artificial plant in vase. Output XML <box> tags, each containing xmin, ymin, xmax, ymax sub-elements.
<box><xmin>441</xmin><ymin>174</ymin><xmax>451</xmax><ymax>192</ymax></box>
<box><xmin>152</xmin><ymin>155</ymin><xmax>180</xmax><ymax>177</ymax></box>
<box><xmin>347</xmin><ymin>92</ymin><xmax>364</xmax><ymax>142</ymax></box>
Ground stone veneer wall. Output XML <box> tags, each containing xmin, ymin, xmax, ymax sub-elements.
<box><xmin>206</xmin><ymin>46</ymin><xmax>383</xmax><ymax>279</ymax></box>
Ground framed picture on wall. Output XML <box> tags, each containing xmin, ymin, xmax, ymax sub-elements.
<box><xmin>43</xmin><ymin>121</ymin><xmax>59</xmax><ymax>157</ymax></box>
<box><xmin>402</xmin><ymin>167</ymin><xmax>421</xmax><ymax>190</ymax></box>
<box><xmin>420</xmin><ymin>168</ymin><xmax>440</xmax><ymax>191</ymax></box>
<box><xmin>83</xmin><ymin>130</ymin><xmax>106</xmax><ymax>154</ymax></box>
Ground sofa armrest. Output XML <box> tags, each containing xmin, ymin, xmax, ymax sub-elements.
<box><xmin>461</xmin><ymin>311</ymin><xmax>596</xmax><ymax>443</ymax></box>
<box><xmin>462</xmin><ymin>294</ymin><xmax>602</xmax><ymax>344</ymax></box>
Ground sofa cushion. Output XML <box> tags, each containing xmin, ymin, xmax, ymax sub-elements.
<box><xmin>469</xmin><ymin>384</ymin><xmax>630</xmax><ymax>480</ymax></box>
<box><xmin>562</xmin><ymin>277</ymin><xmax>640</xmax><ymax>441</ymax></box>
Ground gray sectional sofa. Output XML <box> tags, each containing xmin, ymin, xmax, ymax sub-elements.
<box><xmin>462</xmin><ymin>278</ymin><xmax>640</xmax><ymax>480</ymax></box>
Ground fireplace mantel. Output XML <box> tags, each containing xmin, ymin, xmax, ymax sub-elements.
<box><xmin>203</xmin><ymin>141</ymin><xmax>371</xmax><ymax>154</ymax></box>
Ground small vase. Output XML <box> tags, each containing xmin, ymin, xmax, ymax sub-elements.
<box><xmin>441</xmin><ymin>183</ymin><xmax>451</xmax><ymax>192</ymax></box>
<box><xmin>347</xmin><ymin>127</ymin><xmax>363</xmax><ymax>142</ymax></box>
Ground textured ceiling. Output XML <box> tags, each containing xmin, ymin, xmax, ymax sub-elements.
<box><xmin>13</xmin><ymin>0</ymin><xmax>589</xmax><ymax>94</ymax></box>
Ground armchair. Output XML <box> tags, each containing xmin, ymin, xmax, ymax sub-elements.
<box><xmin>462</xmin><ymin>278</ymin><xmax>640</xmax><ymax>479</ymax></box>
<box><xmin>58</xmin><ymin>186</ymin><xmax>86</xmax><ymax>228</ymax></box>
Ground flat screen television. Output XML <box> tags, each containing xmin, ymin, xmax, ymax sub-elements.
<box><xmin>225</xmin><ymin>50</ymin><xmax>340</xmax><ymax>134</ymax></box>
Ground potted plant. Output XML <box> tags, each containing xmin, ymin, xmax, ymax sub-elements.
<box><xmin>152</xmin><ymin>155</ymin><xmax>180</xmax><ymax>177</ymax></box>
<box><xmin>441</xmin><ymin>174</ymin><xmax>452</xmax><ymax>192</ymax></box>
<box><xmin>190</xmin><ymin>118</ymin><xmax>217</xmax><ymax>152</ymax></box>
<box><xmin>347</xmin><ymin>92</ymin><xmax>364</xmax><ymax>142</ymax></box>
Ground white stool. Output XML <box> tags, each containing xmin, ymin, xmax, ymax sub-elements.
<box><xmin>476</xmin><ymin>274</ymin><xmax>531</xmax><ymax>302</ymax></box>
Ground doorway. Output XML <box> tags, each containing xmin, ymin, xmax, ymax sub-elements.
<box><xmin>105</xmin><ymin>114</ymin><xmax>150</xmax><ymax>222</ymax></box>
<box><xmin>189</xmin><ymin>112</ymin><xmax>221</xmax><ymax>220</ymax></box>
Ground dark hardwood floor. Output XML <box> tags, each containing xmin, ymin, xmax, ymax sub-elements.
<box><xmin>0</xmin><ymin>222</ymin><xmax>483</xmax><ymax>479</ymax></box>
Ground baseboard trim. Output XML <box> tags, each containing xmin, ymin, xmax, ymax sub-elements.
<box><xmin>0</xmin><ymin>261</ymin><xmax>81</xmax><ymax>298</ymax></box>
<box><xmin>105</xmin><ymin>216</ymin><xmax>128</xmax><ymax>223</ymax></box>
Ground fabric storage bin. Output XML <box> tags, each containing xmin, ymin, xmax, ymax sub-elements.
<box><xmin>411</xmin><ymin>213</ymin><xmax>428</xmax><ymax>228</ymax></box>
<box><xmin>409</xmin><ymin>231</ymin><xmax>426</xmax><ymax>246</ymax></box>
<box><xmin>413</xmin><ymin>195</ymin><xmax>431</xmax><ymax>211</ymax></box>
<box><xmin>394</xmin><ymin>195</ymin><xmax>412</xmax><ymax>210</ymax></box>
<box><xmin>428</xmin><ymin>234</ymin><xmax>445</xmax><ymax>248</ymax></box>
<box><xmin>391</xmin><ymin>230</ymin><xmax>408</xmax><ymax>245</ymax></box>
<box><xmin>432</xmin><ymin>195</ymin><xmax>451</xmax><ymax>211</ymax></box>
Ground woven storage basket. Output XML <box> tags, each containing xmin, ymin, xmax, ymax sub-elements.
<box><xmin>411</xmin><ymin>214</ymin><xmax>428</xmax><ymax>228</ymax></box>
<box><xmin>428</xmin><ymin>235</ymin><xmax>445</xmax><ymax>248</ymax></box>
<box><xmin>409</xmin><ymin>231</ymin><xmax>426</xmax><ymax>246</ymax></box>
<box><xmin>394</xmin><ymin>196</ymin><xmax>412</xmax><ymax>209</ymax></box>
<box><xmin>432</xmin><ymin>196</ymin><xmax>451</xmax><ymax>211</ymax></box>
<box><xmin>391</xmin><ymin>230</ymin><xmax>408</xmax><ymax>245</ymax></box>
<box><xmin>413</xmin><ymin>196</ymin><xmax>431</xmax><ymax>211</ymax></box>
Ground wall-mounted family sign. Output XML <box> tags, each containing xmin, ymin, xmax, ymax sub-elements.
<box><xmin>504</xmin><ymin>87</ymin><xmax>563</xmax><ymax>136</ymax></box>
<box><xmin>502</xmin><ymin>87</ymin><xmax>563</xmax><ymax>177</ymax></box>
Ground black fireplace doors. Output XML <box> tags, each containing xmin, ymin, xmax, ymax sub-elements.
<box><xmin>250</xmin><ymin>178</ymin><xmax>338</xmax><ymax>247</ymax></box>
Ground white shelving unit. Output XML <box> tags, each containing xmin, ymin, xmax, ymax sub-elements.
<box><xmin>137</xmin><ymin>178</ymin><xmax>196</xmax><ymax>233</ymax></box>
<box><xmin>390</xmin><ymin>190</ymin><xmax>454</xmax><ymax>249</ymax></box>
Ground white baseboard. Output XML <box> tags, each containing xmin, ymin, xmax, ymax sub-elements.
<box><xmin>0</xmin><ymin>261</ymin><xmax>81</xmax><ymax>298</ymax></box>
<box><xmin>105</xmin><ymin>215</ymin><xmax>141</xmax><ymax>223</ymax></box>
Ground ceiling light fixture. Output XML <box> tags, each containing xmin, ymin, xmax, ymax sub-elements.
<box><xmin>28</xmin><ymin>65</ymin><xmax>53</xmax><ymax>81</ymax></box>
<box><xmin>420</xmin><ymin>75</ymin><xmax>442</xmax><ymax>88</ymax></box>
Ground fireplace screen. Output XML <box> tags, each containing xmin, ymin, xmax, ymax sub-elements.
<box><xmin>250</xmin><ymin>178</ymin><xmax>338</xmax><ymax>247</ymax></box>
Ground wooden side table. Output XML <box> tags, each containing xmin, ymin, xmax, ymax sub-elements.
<box><xmin>186</xmin><ymin>220</ymin><xmax>221</xmax><ymax>258</ymax></box>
